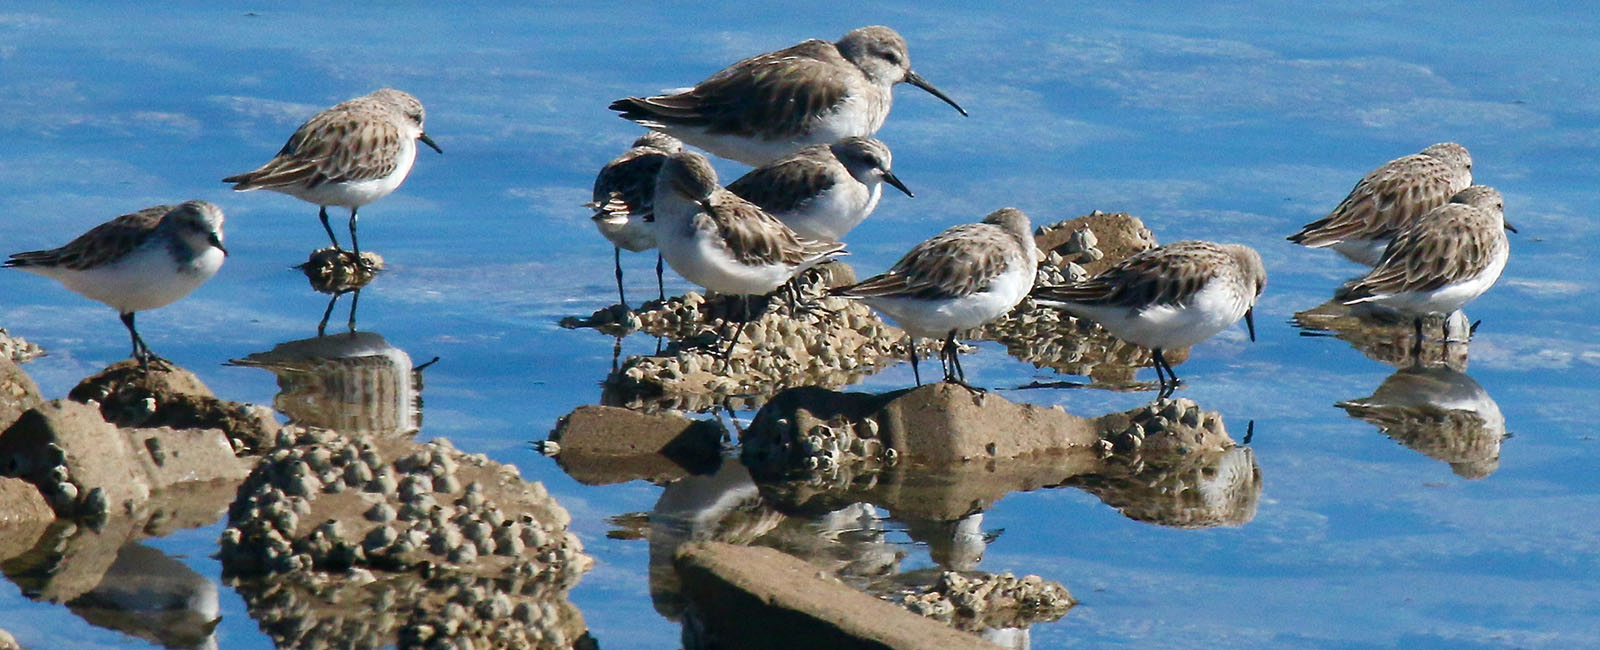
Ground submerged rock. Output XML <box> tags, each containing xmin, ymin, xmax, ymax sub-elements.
<box><xmin>890</xmin><ymin>570</ymin><xmax>1075</xmax><ymax>634</ymax></box>
<box><xmin>298</xmin><ymin>247</ymin><xmax>383</xmax><ymax>294</ymax></box>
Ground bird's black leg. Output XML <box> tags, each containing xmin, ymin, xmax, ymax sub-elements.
<box><xmin>943</xmin><ymin>330</ymin><xmax>984</xmax><ymax>393</ymax></box>
<box><xmin>1153</xmin><ymin>348</ymin><xmax>1177</xmax><ymax>399</ymax></box>
<box><xmin>1412</xmin><ymin>317</ymin><xmax>1425</xmax><ymax>359</ymax></box>
<box><xmin>349</xmin><ymin>207</ymin><xmax>375</xmax><ymax>271</ymax></box>
<box><xmin>614</xmin><ymin>247</ymin><xmax>628</xmax><ymax>309</ymax></box>
<box><xmin>121</xmin><ymin>312</ymin><xmax>165</xmax><ymax>372</ymax></box>
<box><xmin>319</xmin><ymin>206</ymin><xmax>341</xmax><ymax>250</ymax></box>
<box><xmin>656</xmin><ymin>253</ymin><xmax>666</xmax><ymax>304</ymax></box>
<box><xmin>720</xmin><ymin>295</ymin><xmax>748</xmax><ymax>372</ymax></box>
<box><xmin>317</xmin><ymin>293</ymin><xmax>340</xmax><ymax>337</ymax></box>
<box><xmin>347</xmin><ymin>289</ymin><xmax>361</xmax><ymax>333</ymax></box>
<box><xmin>908</xmin><ymin>337</ymin><xmax>922</xmax><ymax>387</ymax></box>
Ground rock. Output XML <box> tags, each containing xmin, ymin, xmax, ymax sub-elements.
<box><xmin>221</xmin><ymin>428</ymin><xmax>594</xmax><ymax>649</ymax></box>
<box><xmin>0</xmin><ymin>356</ymin><xmax>42</xmax><ymax>432</ymax></box>
<box><xmin>69</xmin><ymin>361</ymin><xmax>280</xmax><ymax>453</ymax></box>
<box><xmin>298</xmin><ymin>247</ymin><xmax>382</xmax><ymax>294</ymax></box>
<box><xmin>602</xmin><ymin>267</ymin><xmax>940</xmax><ymax>413</ymax></box>
<box><xmin>0</xmin><ymin>400</ymin><xmax>149</xmax><ymax>518</ymax></box>
<box><xmin>890</xmin><ymin>570</ymin><xmax>1075</xmax><ymax>632</ymax></box>
<box><xmin>675</xmin><ymin>541</ymin><xmax>1000</xmax><ymax>650</ymax></box>
<box><xmin>548</xmin><ymin>406</ymin><xmax>723</xmax><ymax>485</ymax></box>
<box><xmin>0</xmin><ymin>476</ymin><xmax>53</xmax><ymax>526</ymax></box>
<box><xmin>1032</xmin><ymin>211</ymin><xmax>1158</xmax><ymax>277</ymax></box>
<box><xmin>0</xmin><ymin>327</ymin><xmax>45</xmax><ymax>364</ymax></box>
<box><xmin>746</xmin><ymin>384</ymin><xmax>1103</xmax><ymax>469</ymax></box>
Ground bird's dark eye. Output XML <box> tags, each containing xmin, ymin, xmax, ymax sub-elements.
<box><xmin>881</xmin><ymin>51</ymin><xmax>902</xmax><ymax>66</ymax></box>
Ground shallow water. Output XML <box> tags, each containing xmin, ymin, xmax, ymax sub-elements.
<box><xmin>2</xmin><ymin>3</ymin><xmax>1598</xmax><ymax>648</ymax></box>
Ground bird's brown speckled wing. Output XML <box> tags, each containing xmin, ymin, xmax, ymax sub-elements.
<box><xmin>610</xmin><ymin>40</ymin><xmax>849</xmax><ymax>140</ymax></box>
<box><xmin>725</xmin><ymin>150</ymin><xmax>837</xmax><ymax>214</ymax></box>
<box><xmin>224</xmin><ymin>98</ymin><xmax>404</xmax><ymax>190</ymax></box>
<box><xmin>698</xmin><ymin>192</ymin><xmax>843</xmax><ymax>267</ymax></box>
<box><xmin>1033</xmin><ymin>241</ymin><xmax>1229</xmax><ymax>309</ymax></box>
<box><xmin>1343</xmin><ymin>205</ymin><xmax>1504</xmax><ymax>299</ymax></box>
<box><xmin>837</xmin><ymin>223</ymin><xmax>1019</xmax><ymax>300</ymax></box>
<box><xmin>5</xmin><ymin>205</ymin><xmax>170</xmax><ymax>271</ymax></box>
<box><xmin>1289</xmin><ymin>154</ymin><xmax>1463</xmax><ymax>246</ymax></box>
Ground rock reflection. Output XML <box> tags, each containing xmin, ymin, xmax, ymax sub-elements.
<box><xmin>230</xmin><ymin>330</ymin><xmax>422</xmax><ymax>437</ymax></box>
<box><xmin>1337</xmin><ymin>364</ymin><xmax>1505</xmax><ymax>479</ymax></box>
<box><xmin>0</xmin><ymin>478</ymin><xmax>239</xmax><ymax>650</ymax></box>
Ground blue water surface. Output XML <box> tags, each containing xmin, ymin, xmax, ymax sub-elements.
<box><xmin>1</xmin><ymin>3</ymin><xmax>1597</xmax><ymax>648</ymax></box>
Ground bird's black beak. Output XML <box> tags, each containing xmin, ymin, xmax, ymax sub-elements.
<box><xmin>904</xmin><ymin>70</ymin><xmax>967</xmax><ymax>117</ymax></box>
<box><xmin>1245</xmin><ymin>307</ymin><xmax>1256</xmax><ymax>342</ymax></box>
<box><xmin>882</xmin><ymin>171</ymin><xmax>914</xmax><ymax>198</ymax></box>
<box><xmin>209</xmin><ymin>233</ymin><xmax>229</xmax><ymax>256</ymax></box>
<box><xmin>419</xmin><ymin>133</ymin><xmax>443</xmax><ymax>154</ymax></box>
<box><xmin>1504</xmin><ymin>221</ymin><xmax>1518</xmax><ymax>234</ymax></box>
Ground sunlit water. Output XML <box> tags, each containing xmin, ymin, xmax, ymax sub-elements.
<box><xmin>2</xmin><ymin>3</ymin><xmax>1598</xmax><ymax>648</ymax></box>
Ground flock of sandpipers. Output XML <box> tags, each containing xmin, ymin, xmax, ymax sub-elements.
<box><xmin>5</xmin><ymin>26</ymin><xmax>1511</xmax><ymax>397</ymax></box>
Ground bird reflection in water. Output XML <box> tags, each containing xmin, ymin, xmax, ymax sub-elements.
<box><xmin>230</xmin><ymin>330</ymin><xmax>428</xmax><ymax>437</ymax></box>
<box><xmin>1338</xmin><ymin>364</ymin><xmax>1506</xmax><ymax>479</ymax></box>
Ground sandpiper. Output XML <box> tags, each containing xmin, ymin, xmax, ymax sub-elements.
<box><xmin>1341</xmin><ymin>185</ymin><xmax>1511</xmax><ymax>345</ymax></box>
<box><xmin>611</xmin><ymin>25</ymin><xmax>965</xmax><ymax>166</ymax></box>
<box><xmin>652</xmin><ymin>150</ymin><xmax>846</xmax><ymax>360</ymax></box>
<box><xmin>5</xmin><ymin>201</ymin><xmax>228</xmax><ymax>367</ymax></box>
<box><xmin>1032</xmin><ymin>241</ymin><xmax>1267</xmax><ymax>396</ymax></box>
<box><xmin>223</xmin><ymin>88</ymin><xmax>441</xmax><ymax>261</ymax></box>
<box><xmin>589</xmin><ymin>131</ymin><xmax>683</xmax><ymax>307</ymax></box>
<box><xmin>1288</xmin><ymin>142</ymin><xmax>1472</xmax><ymax>266</ymax></box>
<box><xmin>832</xmin><ymin>207</ymin><xmax>1037</xmax><ymax>389</ymax></box>
<box><xmin>726</xmin><ymin>136</ymin><xmax>912</xmax><ymax>242</ymax></box>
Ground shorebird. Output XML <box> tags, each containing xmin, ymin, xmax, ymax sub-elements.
<box><xmin>651</xmin><ymin>150</ymin><xmax>846</xmax><ymax>361</ymax></box>
<box><xmin>1341</xmin><ymin>185</ymin><xmax>1512</xmax><ymax>347</ymax></box>
<box><xmin>832</xmin><ymin>207</ymin><xmax>1038</xmax><ymax>389</ymax></box>
<box><xmin>611</xmin><ymin>25</ymin><xmax>965</xmax><ymax>166</ymax></box>
<box><xmin>726</xmin><ymin>136</ymin><xmax>912</xmax><ymax>242</ymax></box>
<box><xmin>223</xmin><ymin>88</ymin><xmax>441</xmax><ymax>262</ymax></box>
<box><xmin>588</xmin><ymin>131</ymin><xmax>683</xmax><ymax>307</ymax></box>
<box><xmin>1032</xmin><ymin>241</ymin><xmax>1267</xmax><ymax>397</ymax></box>
<box><xmin>1288</xmin><ymin>142</ymin><xmax>1472</xmax><ymax>266</ymax></box>
<box><xmin>5</xmin><ymin>201</ymin><xmax>228</xmax><ymax>368</ymax></box>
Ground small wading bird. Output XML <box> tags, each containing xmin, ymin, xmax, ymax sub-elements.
<box><xmin>650</xmin><ymin>151</ymin><xmax>846</xmax><ymax>364</ymax></box>
<box><xmin>1288</xmin><ymin>142</ymin><xmax>1472</xmax><ymax>266</ymax></box>
<box><xmin>5</xmin><ymin>201</ymin><xmax>229</xmax><ymax>369</ymax></box>
<box><xmin>224</xmin><ymin>88</ymin><xmax>441</xmax><ymax>264</ymax></box>
<box><xmin>611</xmin><ymin>25</ymin><xmax>965</xmax><ymax>166</ymax></box>
<box><xmin>1340</xmin><ymin>185</ymin><xmax>1512</xmax><ymax>351</ymax></box>
<box><xmin>588</xmin><ymin>131</ymin><xmax>683</xmax><ymax>308</ymax></box>
<box><xmin>832</xmin><ymin>207</ymin><xmax>1038</xmax><ymax>391</ymax></box>
<box><xmin>726</xmin><ymin>136</ymin><xmax>913</xmax><ymax>242</ymax></box>
<box><xmin>1032</xmin><ymin>241</ymin><xmax>1267</xmax><ymax>398</ymax></box>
